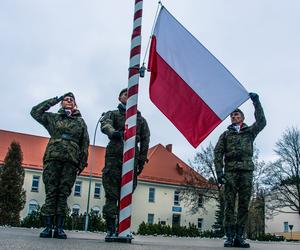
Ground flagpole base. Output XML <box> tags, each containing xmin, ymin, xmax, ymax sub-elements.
<box><xmin>105</xmin><ymin>235</ymin><xmax>133</xmax><ymax>243</ymax></box>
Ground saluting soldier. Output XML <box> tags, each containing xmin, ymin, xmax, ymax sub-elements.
<box><xmin>31</xmin><ymin>92</ymin><xmax>89</xmax><ymax>239</ymax></box>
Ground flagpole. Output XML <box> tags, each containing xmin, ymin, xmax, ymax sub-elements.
<box><xmin>118</xmin><ymin>0</ymin><xmax>144</xmax><ymax>239</ymax></box>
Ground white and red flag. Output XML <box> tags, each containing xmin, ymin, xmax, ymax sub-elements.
<box><xmin>148</xmin><ymin>7</ymin><xmax>249</xmax><ymax>148</ymax></box>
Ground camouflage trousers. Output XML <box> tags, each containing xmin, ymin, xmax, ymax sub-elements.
<box><xmin>224</xmin><ymin>170</ymin><xmax>253</xmax><ymax>227</ymax></box>
<box><xmin>102</xmin><ymin>156</ymin><xmax>138</xmax><ymax>220</ymax></box>
<box><xmin>41</xmin><ymin>160</ymin><xmax>77</xmax><ymax>216</ymax></box>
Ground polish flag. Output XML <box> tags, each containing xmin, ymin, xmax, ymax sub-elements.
<box><xmin>148</xmin><ymin>7</ymin><xmax>249</xmax><ymax>148</ymax></box>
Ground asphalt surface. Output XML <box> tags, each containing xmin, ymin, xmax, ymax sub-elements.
<box><xmin>0</xmin><ymin>227</ymin><xmax>299</xmax><ymax>250</ymax></box>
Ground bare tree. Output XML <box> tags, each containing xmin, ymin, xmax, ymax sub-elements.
<box><xmin>263</xmin><ymin>127</ymin><xmax>300</xmax><ymax>215</ymax></box>
<box><xmin>245</xmin><ymin>147</ymin><xmax>267</xmax><ymax>238</ymax></box>
<box><xmin>182</xmin><ymin>142</ymin><xmax>266</xmax><ymax>237</ymax></box>
<box><xmin>181</xmin><ymin>143</ymin><xmax>220</xmax><ymax>208</ymax></box>
<box><xmin>180</xmin><ymin>143</ymin><xmax>223</xmax><ymax>235</ymax></box>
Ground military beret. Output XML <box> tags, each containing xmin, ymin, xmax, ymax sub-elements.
<box><xmin>119</xmin><ymin>88</ymin><xmax>128</xmax><ymax>98</ymax></box>
<box><xmin>63</xmin><ymin>92</ymin><xmax>75</xmax><ymax>101</ymax></box>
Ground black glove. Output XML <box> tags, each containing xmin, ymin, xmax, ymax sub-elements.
<box><xmin>137</xmin><ymin>159</ymin><xmax>146</xmax><ymax>176</ymax></box>
<box><xmin>249</xmin><ymin>92</ymin><xmax>259</xmax><ymax>103</ymax></box>
<box><xmin>57</xmin><ymin>95</ymin><xmax>64</xmax><ymax>102</ymax></box>
<box><xmin>217</xmin><ymin>172</ymin><xmax>226</xmax><ymax>185</ymax></box>
<box><xmin>111</xmin><ymin>131</ymin><xmax>123</xmax><ymax>140</ymax></box>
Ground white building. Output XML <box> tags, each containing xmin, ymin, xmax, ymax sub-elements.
<box><xmin>265</xmin><ymin>194</ymin><xmax>300</xmax><ymax>240</ymax></box>
<box><xmin>0</xmin><ymin>129</ymin><xmax>217</xmax><ymax>232</ymax></box>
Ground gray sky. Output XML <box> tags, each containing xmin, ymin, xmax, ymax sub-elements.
<box><xmin>0</xmin><ymin>0</ymin><xmax>299</xmax><ymax>164</ymax></box>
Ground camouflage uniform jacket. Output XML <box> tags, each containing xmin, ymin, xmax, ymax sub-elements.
<box><xmin>101</xmin><ymin>104</ymin><xmax>150</xmax><ymax>162</ymax></box>
<box><xmin>31</xmin><ymin>97</ymin><xmax>90</xmax><ymax>171</ymax></box>
<box><xmin>214</xmin><ymin>100</ymin><xmax>266</xmax><ymax>173</ymax></box>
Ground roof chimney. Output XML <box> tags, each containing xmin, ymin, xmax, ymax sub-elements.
<box><xmin>165</xmin><ymin>144</ymin><xmax>172</xmax><ymax>153</ymax></box>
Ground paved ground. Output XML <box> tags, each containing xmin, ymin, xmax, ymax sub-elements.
<box><xmin>0</xmin><ymin>227</ymin><xmax>299</xmax><ymax>250</ymax></box>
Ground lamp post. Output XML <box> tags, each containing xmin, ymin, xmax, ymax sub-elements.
<box><xmin>84</xmin><ymin>116</ymin><xmax>103</xmax><ymax>232</ymax></box>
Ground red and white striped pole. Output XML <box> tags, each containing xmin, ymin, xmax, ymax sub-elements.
<box><xmin>118</xmin><ymin>0</ymin><xmax>144</xmax><ymax>238</ymax></box>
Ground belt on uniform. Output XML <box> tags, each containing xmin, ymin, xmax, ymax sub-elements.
<box><xmin>53</xmin><ymin>133</ymin><xmax>80</xmax><ymax>144</ymax></box>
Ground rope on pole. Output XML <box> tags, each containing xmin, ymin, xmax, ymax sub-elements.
<box><xmin>118</xmin><ymin>0</ymin><xmax>144</xmax><ymax>238</ymax></box>
<box><xmin>141</xmin><ymin>1</ymin><xmax>162</xmax><ymax>67</ymax></box>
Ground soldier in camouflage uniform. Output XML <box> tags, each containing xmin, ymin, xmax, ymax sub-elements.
<box><xmin>214</xmin><ymin>92</ymin><xmax>266</xmax><ymax>248</ymax></box>
<box><xmin>101</xmin><ymin>88</ymin><xmax>150</xmax><ymax>238</ymax></box>
<box><xmin>31</xmin><ymin>92</ymin><xmax>89</xmax><ymax>239</ymax></box>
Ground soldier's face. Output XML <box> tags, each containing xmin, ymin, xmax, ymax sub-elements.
<box><xmin>119</xmin><ymin>91</ymin><xmax>128</xmax><ymax>105</ymax></box>
<box><xmin>62</xmin><ymin>96</ymin><xmax>75</xmax><ymax>110</ymax></box>
<box><xmin>230</xmin><ymin>111</ymin><xmax>244</xmax><ymax>125</ymax></box>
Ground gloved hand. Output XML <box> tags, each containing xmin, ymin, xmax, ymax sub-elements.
<box><xmin>249</xmin><ymin>92</ymin><xmax>259</xmax><ymax>103</ymax></box>
<box><xmin>217</xmin><ymin>172</ymin><xmax>226</xmax><ymax>185</ymax></box>
<box><xmin>57</xmin><ymin>95</ymin><xmax>64</xmax><ymax>102</ymax></box>
<box><xmin>111</xmin><ymin>131</ymin><xmax>123</xmax><ymax>140</ymax></box>
<box><xmin>48</xmin><ymin>96</ymin><xmax>62</xmax><ymax>107</ymax></box>
<box><xmin>137</xmin><ymin>159</ymin><xmax>146</xmax><ymax>176</ymax></box>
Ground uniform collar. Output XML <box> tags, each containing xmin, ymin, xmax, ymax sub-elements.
<box><xmin>228</xmin><ymin>123</ymin><xmax>248</xmax><ymax>131</ymax></box>
<box><xmin>58</xmin><ymin>108</ymin><xmax>82</xmax><ymax>117</ymax></box>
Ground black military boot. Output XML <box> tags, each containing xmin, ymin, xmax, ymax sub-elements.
<box><xmin>39</xmin><ymin>216</ymin><xmax>53</xmax><ymax>238</ymax></box>
<box><xmin>234</xmin><ymin>225</ymin><xmax>250</xmax><ymax>248</ymax></box>
<box><xmin>105</xmin><ymin>217</ymin><xmax>116</xmax><ymax>241</ymax></box>
<box><xmin>53</xmin><ymin>215</ymin><xmax>67</xmax><ymax>239</ymax></box>
<box><xmin>224</xmin><ymin>225</ymin><xmax>234</xmax><ymax>247</ymax></box>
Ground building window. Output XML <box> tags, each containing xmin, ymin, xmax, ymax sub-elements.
<box><xmin>198</xmin><ymin>218</ymin><xmax>203</xmax><ymax>230</ymax></box>
<box><xmin>198</xmin><ymin>194</ymin><xmax>203</xmax><ymax>208</ymax></box>
<box><xmin>147</xmin><ymin>213</ymin><xmax>154</xmax><ymax>224</ymax></box>
<box><xmin>74</xmin><ymin>181</ymin><xmax>82</xmax><ymax>197</ymax></box>
<box><xmin>172</xmin><ymin>214</ymin><xmax>181</xmax><ymax>226</ymax></box>
<box><xmin>283</xmin><ymin>222</ymin><xmax>289</xmax><ymax>232</ymax></box>
<box><xmin>72</xmin><ymin>204</ymin><xmax>80</xmax><ymax>215</ymax></box>
<box><xmin>94</xmin><ymin>182</ymin><xmax>101</xmax><ymax>199</ymax></box>
<box><xmin>174</xmin><ymin>190</ymin><xmax>180</xmax><ymax>206</ymax></box>
<box><xmin>159</xmin><ymin>220</ymin><xmax>166</xmax><ymax>225</ymax></box>
<box><xmin>148</xmin><ymin>187</ymin><xmax>155</xmax><ymax>203</ymax></box>
<box><xmin>92</xmin><ymin>206</ymin><xmax>100</xmax><ymax>216</ymax></box>
<box><xmin>31</xmin><ymin>176</ymin><xmax>40</xmax><ymax>192</ymax></box>
<box><xmin>28</xmin><ymin>200</ymin><xmax>39</xmax><ymax>215</ymax></box>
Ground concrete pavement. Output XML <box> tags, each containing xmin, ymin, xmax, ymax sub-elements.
<box><xmin>0</xmin><ymin>227</ymin><xmax>299</xmax><ymax>250</ymax></box>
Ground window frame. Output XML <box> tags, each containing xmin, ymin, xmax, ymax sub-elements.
<box><xmin>74</xmin><ymin>181</ymin><xmax>82</xmax><ymax>197</ymax></box>
<box><xmin>94</xmin><ymin>182</ymin><xmax>101</xmax><ymax>199</ymax></box>
<box><xmin>283</xmin><ymin>221</ymin><xmax>289</xmax><ymax>232</ymax></box>
<box><xmin>174</xmin><ymin>190</ymin><xmax>180</xmax><ymax>206</ymax></box>
<box><xmin>147</xmin><ymin>213</ymin><xmax>154</xmax><ymax>225</ymax></box>
<box><xmin>198</xmin><ymin>194</ymin><xmax>204</xmax><ymax>208</ymax></box>
<box><xmin>72</xmin><ymin>204</ymin><xmax>80</xmax><ymax>215</ymax></box>
<box><xmin>31</xmin><ymin>175</ymin><xmax>40</xmax><ymax>192</ymax></box>
<box><xmin>148</xmin><ymin>187</ymin><xmax>155</xmax><ymax>203</ymax></box>
<box><xmin>197</xmin><ymin>218</ymin><xmax>203</xmax><ymax>230</ymax></box>
<box><xmin>28</xmin><ymin>199</ymin><xmax>39</xmax><ymax>215</ymax></box>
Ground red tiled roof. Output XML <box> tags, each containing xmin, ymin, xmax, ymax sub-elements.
<box><xmin>140</xmin><ymin>144</ymin><xmax>208</xmax><ymax>186</ymax></box>
<box><xmin>0</xmin><ymin>129</ymin><xmax>105</xmax><ymax>177</ymax></box>
<box><xmin>0</xmin><ymin>129</ymin><xmax>208</xmax><ymax>187</ymax></box>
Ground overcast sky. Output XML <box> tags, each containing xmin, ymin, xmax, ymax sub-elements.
<box><xmin>0</xmin><ymin>0</ymin><xmax>299</xmax><ymax>165</ymax></box>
